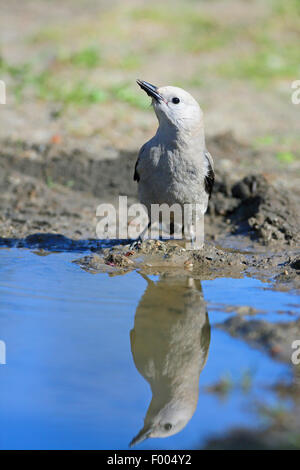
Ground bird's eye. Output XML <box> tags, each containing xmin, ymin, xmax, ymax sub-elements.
<box><xmin>172</xmin><ymin>97</ymin><xmax>180</xmax><ymax>104</ymax></box>
<box><xmin>164</xmin><ymin>423</ymin><xmax>172</xmax><ymax>431</ymax></box>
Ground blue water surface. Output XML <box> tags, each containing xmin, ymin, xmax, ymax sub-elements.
<box><xmin>0</xmin><ymin>249</ymin><xmax>294</xmax><ymax>450</ymax></box>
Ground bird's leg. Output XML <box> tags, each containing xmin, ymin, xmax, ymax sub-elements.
<box><xmin>184</xmin><ymin>225</ymin><xmax>204</xmax><ymax>250</ymax></box>
<box><xmin>183</xmin><ymin>204</ymin><xmax>205</xmax><ymax>250</ymax></box>
<box><xmin>192</xmin><ymin>213</ymin><xmax>205</xmax><ymax>249</ymax></box>
<box><xmin>187</xmin><ymin>235</ymin><xmax>204</xmax><ymax>250</ymax></box>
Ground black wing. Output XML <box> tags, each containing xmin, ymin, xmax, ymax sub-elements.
<box><xmin>133</xmin><ymin>159</ymin><xmax>140</xmax><ymax>182</ymax></box>
<box><xmin>204</xmin><ymin>151</ymin><xmax>215</xmax><ymax>199</ymax></box>
<box><xmin>134</xmin><ymin>143</ymin><xmax>147</xmax><ymax>182</ymax></box>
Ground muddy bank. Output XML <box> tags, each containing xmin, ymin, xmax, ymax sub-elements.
<box><xmin>0</xmin><ymin>138</ymin><xmax>138</xmax><ymax>202</ymax></box>
<box><xmin>1</xmin><ymin>132</ymin><xmax>299</xmax><ymax>288</ymax></box>
<box><xmin>209</xmin><ymin>174</ymin><xmax>300</xmax><ymax>246</ymax></box>
<box><xmin>2</xmin><ymin>231</ymin><xmax>298</xmax><ymax>289</ymax></box>
<box><xmin>1</xmin><ymin>132</ymin><xmax>300</xmax><ymax>353</ymax></box>
<box><xmin>0</xmin><ymin>134</ymin><xmax>299</xmax><ymax>247</ymax></box>
<box><xmin>71</xmin><ymin>239</ymin><xmax>300</xmax><ymax>291</ymax></box>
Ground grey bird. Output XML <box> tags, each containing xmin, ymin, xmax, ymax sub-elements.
<box><xmin>134</xmin><ymin>80</ymin><xmax>214</xmax><ymax>248</ymax></box>
<box><xmin>129</xmin><ymin>273</ymin><xmax>210</xmax><ymax>447</ymax></box>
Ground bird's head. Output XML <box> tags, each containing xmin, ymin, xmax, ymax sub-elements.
<box><xmin>129</xmin><ymin>415</ymin><xmax>190</xmax><ymax>448</ymax></box>
<box><xmin>137</xmin><ymin>79</ymin><xmax>203</xmax><ymax>133</ymax></box>
<box><xmin>129</xmin><ymin>400</ymin><xmax>196</xmax><ymax>447</ymax></box>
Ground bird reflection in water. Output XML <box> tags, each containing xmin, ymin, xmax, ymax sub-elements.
<box><xmin>130</xmin><ymin>272</ymin><xmax>210</xmax><ymax>446</ymax></box>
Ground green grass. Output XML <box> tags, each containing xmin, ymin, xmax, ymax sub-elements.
<box><xmin>215</xmin><ymin>0</ymin><xmax>300</xmax><ymax>85</ymax></box>
<box><xmin>117</xmin><ymin>54</ymin><xmax>143</xmax><ymax>70</ymax></box>
<box><xmin>29</xmin><ymin>26</ymin><xmax>65</xmax><ymax>44</ymax></box>
<box><xmin>58</xmin><ymin>46</ymin><xmax>102</xmax><ymax>68</ymax></box>
<box><xmin>182</xmin><ymin>75</ymin><xmax>205</xmax><ymax>88</ymax></box>
<box><xmin>0</xmin><ymin>54</ymin><xmax>152</xmax><ymax>109</ymax></box>
<box><xmin>130</xmin><ymin>5</ymin><xmax>218</xmax><ymax>31</ymax></box>
<box><xmin>129</xmin><ymin>2</ymin><xmax>300</xmax><ymax>80</ymax></box>
<box><xmin>254</xmin><ymin>135</ymin><xmax>275</xmax><ymax>147</ymax></box>
<box><xmin>0</xmin><ymin>55</ymin><xmax>108</xmax><ymax>105</ymax></box>
<box><xmin>218</xmin><ymin>42</ymin><xmax>300</xmax><ymax>85</ymax></box>
<box><xmin>3</xmin><ymin>0</ymin><xmax>300</xmax><ymax>109</ymax></box>
<box><xmin>276</xmin><ymin>151</ymin><xmax>296</xmax><ymax>163</ymax></box>
<box><xmin>40</xmin><ymin>80</ymin><xmax>107</xmax><ymax>105</ymax></box>
<box><xmin>273</xmin><ymin>0</ymin><xmax>300</xmax><ymax>19</ymax></box>
<box><xmin>109</xmin><ymin>83</ymin><xmax>150</xmax><ymax>109</ymax></box>
<box><xmin>130</xmin><ymin>5</ymin><xmax>229</xmax><ymax>54</ymax></box>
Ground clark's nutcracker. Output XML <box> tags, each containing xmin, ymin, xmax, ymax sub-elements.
<box><xmin>134</xmin><ymin>80</ymin><xmax>214</xmax><ymax>248</ymax></box>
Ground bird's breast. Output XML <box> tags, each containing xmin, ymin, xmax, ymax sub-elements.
<box><xmin>139</xmin><ymin>147</ymin><xmax>206</xmax><ymax>207</ymax></box>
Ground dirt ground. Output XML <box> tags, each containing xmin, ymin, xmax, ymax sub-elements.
<box><xmin>0</xmin><ymin>0</ymin><xmax>299</xmax><ymax>450</ymax></box>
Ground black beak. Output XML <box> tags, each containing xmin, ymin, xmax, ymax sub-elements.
<box><xmin>136</xmin><ymin>79</ymin><xmax>162</xmax><ymax>102</ymax></box>
<box><xmin>129</xmin><ymin>425</ymin><xmax>153</xmax><ymax>447</ymax></box>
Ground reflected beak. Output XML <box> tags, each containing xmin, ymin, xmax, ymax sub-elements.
<box><xmin>129</xmin><ymin>425</ymin><xmax>153</xmax><ymax>447</ymax></box>
<box><xmin>136</xmin><ymin>79</ymin><xmax>163</xmax><ymax>103</ymax></box>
